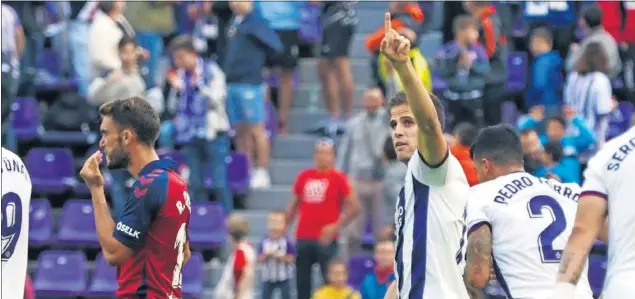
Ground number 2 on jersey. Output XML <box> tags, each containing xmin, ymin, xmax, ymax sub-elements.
<box><xmin>527</xmin><ymin>195</ymin><xmax>567</xmax><ymax>263</ymax></box>
<box><xmin>172</xmin><ymin>223</ymin><xmax>187</xmax><ymax>288</ymax></box>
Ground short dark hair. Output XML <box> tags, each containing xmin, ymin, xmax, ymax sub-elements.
<box><xmin>547</xmin><ymin>116</ymin><xmax>567</xmax><ymax>129</ymax></box>
<box><xmin>453</xmin><ymin>122</ymin><xmax>479</xmax><ymax>147</ymax></box>
<box><xmin>453</xmin><ymin>15</ymin><xmax>478</xmax><ymax>34</ymax></box>
<box><xmin>99</xmin><ymin>97</ymin><xmax>160</xmax><ymax>146</ymax></box>
<box><xmin>470</xmin><ymin>124</ymin><xmax>524</xmax><ymax>166</ymax></box>
<box><xmin>544</xmin><ymin>140</ymin><xmax>564</xmax><ymax>162</ymax></box>
<box><xmin>519</xmin><ymin>127</ymin><xmax>538</xmax><ymax>136</ymax></box>
<box><xmin>531</xmin><ymin>27</ymin><xmax>553</xmax><ymax>46</ymax></box>
<box><xmin>388</xmin><ymin>91</ymin><xmax>446</xmax><ymax>130</ymax></box>
<box><xmin>582</xmin><ymin>5</ymin><xmax>603</xmax><ymax>29</ymax></box>
<box><xmin>168</xmin><ymin>35</ymin><xmax>197</xmax><ymax>54</ymax></box>
<box><xmin>118</xmin><ymin>36</ymin><xmax>136</xmax><ymax>50</ymax></box>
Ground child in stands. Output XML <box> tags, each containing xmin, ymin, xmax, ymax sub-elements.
<box><xmin>214</xmin><ymin>215</ymin><xmax>256</xmax><ymax>299</ymax></box>
<box><xmin>313</xmin><ymin>260</ymin><xmax>361</xmax><ymax>299</ymax></box>
<box><xmin>259</xmin><ymin>211</ymin><xmax>295</xmax><ymax>299</ymax></box>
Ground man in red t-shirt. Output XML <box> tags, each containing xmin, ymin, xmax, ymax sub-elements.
<box><xmin>285</xmin><ymin>139</ymin><xmax>360</xmax><ymax>299</ymax></box>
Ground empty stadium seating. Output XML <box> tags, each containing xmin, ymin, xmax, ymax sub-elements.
<box><xmin>26</xmin><ymin>148</ymin><xmax>77</xmax><ymax>195</ymax></box>
<box><xmin>188</xmin><ymin>201</ymin><xmax>227</xmax><ymax>249</ymax></box>
<box><xmin>34</xmin><ymin>250</ymin><xmax>88</xmax><ymax>297</ymax></box>
<box><xmin>56</xmin><ymin>199</ymin><xmax>100</xmax><ymax>247</ymax></box>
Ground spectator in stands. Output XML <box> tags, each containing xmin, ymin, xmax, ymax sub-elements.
<box><xmin>366</xmin><ymin>1</ymin><xmax>424</xmax><ymax>96</ymax></box>
<box><xmin>4</xmin><ymin>1</ymin><xmax>43</xmax><ymax>97</ymax></box>
<box><xmin>564</xmin><ymin>42</ymin><xmax>614</xmax><ymax>146</ymax></box>
<box><xmin>519</xmin><ymin>128</ymin><xmax>543</xmax><ymax>174</ymax></box>
<box><xmin>258</xmin><ymin>211</ymin><xmax>295</xmax><ymax>299</ymax></box>
<box><xmin>451</xmin><ymin>122</ymin><xmax>479</xmax><ymax>186</ymax></box>
<box><xmin>360</xmin><ymin>239</ymin><xmax>395</xmax><ymax>299</ymax></box>
<box><xmin>566</xmin><ymin>4</ymin><xmax>622</xmax><ymax>79</ymax></box>
<box><xmin>89</xmin><ymin>2</ymin><xmax>148</xmax><ymax>81</ymax></box>
<box><xmin>87</xmin><ymin>37</ymin><xmax>146</xmax><ymax>106</ymax></box>
<box><xmin>318</xmin><ymin>1</ymin><xmax>357</xmax><ymax>123</ymax></box>
<box><xmin>313</xmin><ymin>259</ymin><xmax>362</xmax><ymax>299</ymax></box>
<box><xmin>378</xmin><ymin>26</ymin><xmax>431</xmax><ymax>100</ymax></box>
<box><xmin>214</xmin><ymin>214</ymin><xmax>256</xmax><ymax>299</ymax></box>
<box><xmin>1</xmin><ymin>3</ymin><xmax>23</xmax><ymax>151</ymax></box>
<box><xmin>535</xmin><ymin>140</ymin><xmax>581</xmax><ymax>183</ymax></box>
<box><xmin>224</xmin><ymin>1</ymin><xmax>283</xmax><ymax>189</ymax></box>
<box><xmin>68</xmin><ymin>1</ymin><xmax>99</xmax><ymax>97</ymax></box>
<box><xmin>526</xmin><ymin>27</ymin><xmax>564</xmax><ymax>115</ymax></box>
<box><xmin>436</xmin><ymin>15</ymin><xmax>490</xmax><ymax>128</ymax></box>
<box><xmin>164</xmin><ymin>35</ymin><xmax>232</xmax><ymax>211</ymax></box>
<box><xmin>336</xmin><ymin>86</ymin><xmax>388</xmax><ymax>252</ymax></box>
<box><xmin>380</xmin><ymin>133</ymin><xmax>406</xmax><ymax>229</ymax></box>
<box><xmin>286</xmin><ymin>140</ymin><xmax>360</xmax><ymax>299</ymax></box>
<box><xmin>519</xmin><ymin>105</ymin><xmax>596</xmax><ymax>158</ymax></box>
<box><xmin>125</xmin><ymin>2</ymin><xmax>176</xmax><ymax>88</ymax></box>
<box><xmin>463</xmin><ymin>1</ymin><xmax>508</xmax><ymax>126</ymax></box>
<box><xmin>523</xmin><ymin>1</ymin><xmax>577</xmax><ymax>58</ymax></box>
<box><xmin>256</xmin><ymin>1</ymin><xmax>303</xmax><ymax>134</ymax></box>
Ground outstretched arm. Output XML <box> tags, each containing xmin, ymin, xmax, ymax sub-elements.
<box><xmin>382</xmin><ymin>13</ymin><xmax>447</xmax><ymax>166</ymax></box>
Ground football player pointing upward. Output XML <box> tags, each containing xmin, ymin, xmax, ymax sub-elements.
<box><xmin>382</xmin><ymin>12</ymin><xmax>470</xmax><ymax>299</ymax></box>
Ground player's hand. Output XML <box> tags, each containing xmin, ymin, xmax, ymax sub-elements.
<box><xmin>380</xmin><ymin>12</ymin><xmax>410</xmax><ymax>64</ymax></box>
<box><xmin>319</xmin><ymin>223</ymin><xmax>339</xmax><ymax>245</ymax></box>
<box><xmin>80</xmin><ymin>151</ymin><xmax>105</xmax><ymax>189</ymax></box>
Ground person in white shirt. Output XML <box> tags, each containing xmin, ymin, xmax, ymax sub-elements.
<box><xmin>381</xmin><ymin>13</ymin><xmax>470</xmax><ymax>299</ymax></box>
<box><xmin>1</xmin><ymin>147</ymin><xmax>32</xmax><ymax>299</ymax></box>
<box><xmin>463</xmin><ymin>125</ymin><xmax>593</xmax><ymax>299</ymax></box>
<box><xmin>549</xmin><ymin>126</ymin><xmax>635</xmax><ymax>299</ymax></box>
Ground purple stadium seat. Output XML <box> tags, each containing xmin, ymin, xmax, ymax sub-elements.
<box><xmin>228</xmin><ymin>153</ymin><xmax>250</xmax><ymax>194</ymax></box>
<box><xmin>86</xmin><ymin>252</ymin><xmax>118</xmax><ymax>297</ymax></box>
<box><xmin>501</xmin><ymin>101</ymin><xmax>520</xmax><ymax>126</ymax></box>
<box><xmin>29</xmin><ymin>199</ymin><xmax>54</xmax><ymax>246</ymax></box>
<box><xmin>188</xmin><ymin>201</ymin><xmax>226</xmax><ymax>248</ymax></box>
<box><xmin>11</xmin><ymin>97</ymin><xmax>40</xmax><ymax>141</ymax></box>
<box><xmin>36</xmin><ymin>49</ymin><xmax>76</xmax><ymax>92</ymax></box>
<box><xmin>608</xmin><ymin>102</ymin><xmax>634</xmax><ymax>140</ymax></box>
<box><xmin>506</xmin><ymin>52</ymin><xmax>528</xmax><ymax>92</ymax></box>
<box><xmin>56</xmin><ymin>199</ymin><xmax>99</xmax><ymax>247</ymax></box>
<box><xmin>588</xmin><ymin>254</ymin><xmax>607</xmax><ymax>297</ymax></box>
<box><xmin>361</xmin><ymin>221</ymin><xmax>375</xmax><ymax>246</ymax></box>
<box><xmin>26</xmin><ymin>148</ymin><xmax>76</xmax><ymax>194</ymax></box>
<box><xmin>157</xmin><ymin>148</ymin><xmax>188</xmax><ymax>178</ymax></box>
<box><xmin>34</xmin><ymin>250</ymin><xmax>88</xmax><ymax>297</ymax></box>
<box><xmin>299</xmin><ymin>4</ymin><xmax>321</xmax><ymax>43</ymax></box>
<box><xmin>182</xmin><ymin>251</ymin><xmax>205</xmax><ymax>298</ymax></box>
<box><xmin>348</xmin><ymin>254</ymin><xmax>375</xmax><ymax>289</ymax></box>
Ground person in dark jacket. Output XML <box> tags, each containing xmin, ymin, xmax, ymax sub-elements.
<box><xmin>464</xmin><ymin>1</ymin><xmax>508</xmax><ymax>126</ymax></box>
<box><xmin>436</xmin><ymin>15</ymin><xmax>490</xmax><ymax>128</ymax></box>
<box><xmin>224</xmin><ymin>1</ymin><xmax>283</xmax><ymax>189</ymax></box>
<box><xmin>526</xmin><ymin>27</ymin><xmax>564</xmax><ymax>115</ymax></box>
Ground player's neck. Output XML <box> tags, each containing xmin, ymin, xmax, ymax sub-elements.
<box><xmin>495</xmin><ymin>166</ymin><xmax>525</xmax><ymax>178</ymax></box>
<box><xmin>128</xmin><ymin>146</ymin><xmax>159</xmax><ymax>178</ymax></box>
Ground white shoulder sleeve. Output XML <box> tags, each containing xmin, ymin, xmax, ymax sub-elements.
<box><xmin>581</xmin><ymin>154</ymin><xmax>609</xmax><ymax>198</ymax></box>
<box><xmin>408</xmin><ymin>149</ymin><xmax>454</xmax><ymax>186</ymax></box>
<box><xmin>465</xmin><ymin>186</ymin><xmax>491</xmax><ymax>235</ymax></box>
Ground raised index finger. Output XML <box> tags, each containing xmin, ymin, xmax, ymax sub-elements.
<box><xmin>384</xmin><ymin>12</ymin><xmax>391</xmax><ymax>33</ymax></box>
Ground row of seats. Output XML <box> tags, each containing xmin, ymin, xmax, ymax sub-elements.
<box><xmin>33</xmin><ymin>250</ymin><xmax>204</xmax><ymax>298</ymax></box>
<box><xmin>30</xmin><ymin>199</ymin><xmax>227</xmax><ymax>248</ymax></box>
<box><xmin>30</xmin><ymin>248</ymin><xmax>607</xmax><ymax>298</ymax></box>
<box><xmin>18</xmin><ymin>146</ymin><xmax>251</xmax><ymax>196</ymax></box>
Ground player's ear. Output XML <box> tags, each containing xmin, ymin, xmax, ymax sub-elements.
<box><xmin>122</xmin><ymin>129</ymin><xmax>132</xmax><ymax>146</ymax></box>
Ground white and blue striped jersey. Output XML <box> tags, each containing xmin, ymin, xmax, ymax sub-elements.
<box><xmin>466</xmin><ymin>172</ymin><xmax>593</xmax><ymax>299</ymax></box>
<box><xmin>394</xmin><ymin>151</ymin><xmax>470</xmax><ymax>299</ymax></box>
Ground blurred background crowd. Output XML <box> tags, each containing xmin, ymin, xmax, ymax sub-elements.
<box><xmin>1</xmin><ymin>1</ymin><xmax>634</xmax><ymax>298</ymax></box>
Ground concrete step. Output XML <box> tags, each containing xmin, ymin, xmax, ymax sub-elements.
<box><xmin>247</xmin><ymin>185</ymin><xmax>292</xmax><ymax>211</ymax></box>
<box><xmin>270</xmin><ymin>159</ymin><xmax>313</xmax><ymax>185</ymax></box>
<box><xmin>272</xmin><ymin>134</ymin><xmax>341</xmax><ymax>160</ymax></box>
<box><xmin>297</xmin><ymin>57</ymin><xmax>373</xmax><ymax>85</ymax></box>
<box><xmin>286</xmin><ymin>109</ymin><xmax>331</xmax><ymax>134</ymax></box>
<box><xmin>355</xmin><ymin>7</ymin><xmax>386</xmax><ymax>34</ymax></box>
<box><xmin>292</xmin><ymin>83</ymin><xmax>366</xmax><ymax>110</ymax></box>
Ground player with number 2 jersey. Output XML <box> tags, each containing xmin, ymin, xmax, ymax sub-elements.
<box><xmin>464</xmin><ymin>125</ymin><xmax>592</xmax><ymax>299</ymax></box>
<box><xmin>80</xmin><ymin>97</ymin><xmax>191</xmax><ymax>299</ymax></box>
<box><xmin>1</xmin><ymin>147</ymin><xmax>32</xmax><ymax>299</ymax></box>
